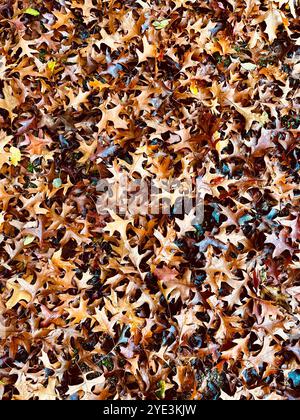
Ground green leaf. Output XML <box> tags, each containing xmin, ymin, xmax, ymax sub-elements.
<box><xmin>156</xmin><ymin>380</ymin><xmax>166</xmax><ymax>399</ymax></box>
<box><xmin>24</xmin><ymin>8</ymin><xmax>40</xmax><ymax>16</ymax></box>
<box><xmin>153</xmin><ymin>19</ymin><xmax>170</xmax><ymax>30</ymax></box>
<box><xmin>260</xmin><ymin>268</ymin><xmax>267</xmax><ymax>283</ymax></box>
<box><xmin>24</xmin><ymin>236</ymin><xmax>35</xmax><ymax>246</ymax></box>
<box><xmin>101</xmin><ymin>357</ymin><xmax>114</xmax><ymax>370</ymax></box>
<box><xmin>27</xmin><ymin>163</ymin><xmax>34</xmax><ymax>173</ymax></box>
<box><xmin>52</xmin><ymin>178</ymin><xmax>62</xmax><ymax>188</ymax></box>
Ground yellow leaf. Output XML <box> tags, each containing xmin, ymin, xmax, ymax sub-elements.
<box><xmin>47</xmin><ymin>61</ymin><xmax>56</xmax><ymax>73</ymax></box>
<box><xmin>9</xmin><ymin>146</ymin><xmax>21</xmax><ymax>166</ymax></box>
<box><xmin>216</xmin><ymin>139</ymin><xmax>229</xmax><ymax>153</ymax></box>
<box><xmin>90</xmin><ymin>80</ymin><xmax>110</xmax><ymax>91</ymax></box>
<box><xmin>213</xmin><ymin>131</ymin><xmax>221</xmax><ymax>141</ymax></box>
<box><xmin>190</xmin><ymin>83</ymin><xmax>198</xmax><ymax>95</ymax></box>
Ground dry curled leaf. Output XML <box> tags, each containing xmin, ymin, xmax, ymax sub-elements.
<box><xmin>0</xmin><ymin>0</ymin><xmax>299</xmax><ymax>402</ymax></box>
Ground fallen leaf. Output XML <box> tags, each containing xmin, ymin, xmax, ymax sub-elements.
<box><xmin>153</xmin><ymin>20</ymin><xmax>170</xmax><ymax>30</ymax></box>
<box><xmin>24</xmin><ymin>8</ymin><xmax>40</xmax><ymax>16</ymax></box>
<box><xmin>9</xmin><ymin>146</ymin><xmax>21</xmax><ymax>166</ymax></box>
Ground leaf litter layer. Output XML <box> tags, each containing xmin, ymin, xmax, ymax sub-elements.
<box><xmin>0</xmin><ymin>0</ymin><xmax>300</xmax><ymax>400</ymax></box>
